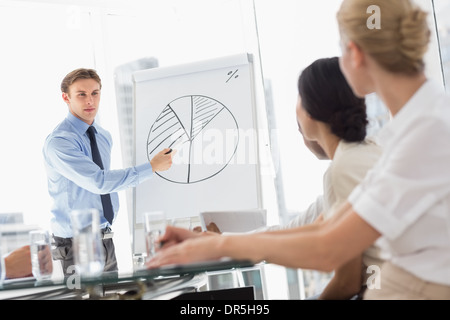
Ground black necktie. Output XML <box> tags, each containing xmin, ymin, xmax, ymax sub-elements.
<box><xmin>86</xmin><ymin>126</ymin><xmax>114</xmax><ymax>225</ymax></box>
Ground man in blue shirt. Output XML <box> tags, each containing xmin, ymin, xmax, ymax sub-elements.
<box><xmin>43</xmin><ymin>68</ymin><xmax>174</xmax><ymax>275</ymax></box>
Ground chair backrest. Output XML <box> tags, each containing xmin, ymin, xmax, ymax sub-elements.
<box><xmin>199</xmin><ymin>209</ymin><xmax>267</xmax><ymax>233</ymax></box>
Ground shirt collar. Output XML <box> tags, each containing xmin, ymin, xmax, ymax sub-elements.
<box><xmin>376</xmin><ymin>80</ymin><xmax>442</xmax><ymax>145</ymax></box>
<box><xmin>66</xmin><ymin>112</ymin><xmax>97</xmax><ymax>135</ymax></box>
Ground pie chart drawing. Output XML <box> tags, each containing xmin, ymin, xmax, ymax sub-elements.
<box><xmin>147</xmin><ymin>95</ymin><xmax>239</xmax><ymax>184</ymax></box>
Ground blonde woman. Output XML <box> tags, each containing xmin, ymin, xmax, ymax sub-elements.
<box><xmin>147</xmin><ymin>0</ymin><xmax>450</xmax><ymax>300</ymax></box>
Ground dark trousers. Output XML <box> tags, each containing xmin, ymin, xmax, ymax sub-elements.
<box><xmin>52</xmin><ymin>232</ymin><xmax>118</xmax><ymax>276</ymax></box>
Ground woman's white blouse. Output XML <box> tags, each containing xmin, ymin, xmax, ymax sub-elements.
<box><xmin>349</xmin><ymin>80</ymin><xmax>450</xmax><ymax>285</ymax></box>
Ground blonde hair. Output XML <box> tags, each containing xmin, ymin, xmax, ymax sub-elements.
<box><xmin>337</xmin><ymin>0</ymin><xmax>430</xmax><ymax>75</ymax></box>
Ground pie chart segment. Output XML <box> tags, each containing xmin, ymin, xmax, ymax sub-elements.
<box><xmin>189</xmin><ymin>108</ymin><xmax>239</xmax><ymax>183</ymax></box>
<box><xmin>147</xmin><ymin>95</ymin><xmax>239</xmax><ymax>184</ymax></box>
<box><xmin>191</xmin><ymin>95</ymin><xmax>223</xmax><ymax>141</ymax></box>
<box><xmin>168</xmin><ymin>96</ymin><xmax>193</xmax><ymax>139</ymax></box>
<box><xmin>147</xmin><ymin>105</ymin><xmax>185</xmax><ymax>155</ymax></box>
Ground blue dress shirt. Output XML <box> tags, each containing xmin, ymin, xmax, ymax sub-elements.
<box><xmin>43</xmin><ymin>113</ymin><xmax>153</xmax><ymax>237</ymax></box>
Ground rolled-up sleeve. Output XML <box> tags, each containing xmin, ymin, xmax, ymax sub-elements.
<box><xmin>348</xmin><ymin>116</ymin><xmax>450</xmax><ymax>241</ymax></box>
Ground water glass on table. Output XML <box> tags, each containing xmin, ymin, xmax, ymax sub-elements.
<box><xmin>29</xmin><ymin>229</ymin><xmax>53</xmax><ymax>281</ymax></box>
<box><xmin>144</xmin><ymin>211</ymin><xmax>167</xmax><ymax>261</ymax></box>
<box><xmin>71</xmin><ymin>208</ymin><xmax>105</xmax><ymax>277</ymax></box>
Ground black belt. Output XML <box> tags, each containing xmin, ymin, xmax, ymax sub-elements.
<box><xmin>53</xmin><ymin>227</ymin><xmax>114</xmax><ymax>241</ymax></box>
<box><xmin>101</xmin><ymin>227</ymin><xmax>114</xmax><ymax>239</ymax></box>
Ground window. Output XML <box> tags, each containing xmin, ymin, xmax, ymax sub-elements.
<box><xmin>433</xmin><ymin>0</ymin><xmax>450</xmax><ymax>91</ymax></box>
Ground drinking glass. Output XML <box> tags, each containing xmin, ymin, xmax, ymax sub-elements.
<box><xmin>144</xmin><ymin>211</ymin><xmax>167</xmax><ymax>261</ymax></box>
<box><xmin>71</xmin><ymin>209</ymin><xmax>104</xmax><ymax>277</ymax></box>
<box><xmin>29</xmin><ymin>229</ymin><xmax>53</xmax><ymax>281</ymax></box>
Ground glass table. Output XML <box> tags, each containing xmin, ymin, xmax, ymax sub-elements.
<box><xmin>0</xmin><ymin>259</ymin><xmax>254</xmax><ymax>300</ymax></box>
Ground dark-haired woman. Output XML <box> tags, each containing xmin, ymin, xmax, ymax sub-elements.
<box><xmin>297</xmin><ymin>57</ymin><xmax>380</xmax><ymax>223</ymax></box>
<box><xmin>295</xmin><ymin>57</ymin><xmax>382</xmax><ymax>299</ymax></box>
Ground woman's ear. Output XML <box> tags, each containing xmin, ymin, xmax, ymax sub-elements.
<box><xmin>347</xmin><ymin>41</ymin><xmax>365</xmax><ymax>69</ymax></box>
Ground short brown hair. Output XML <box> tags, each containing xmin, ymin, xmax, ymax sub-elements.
<box><xmin>61</xmin><ymin>68</ymin><xmax>102</xmax><ymax>94</ymax></box>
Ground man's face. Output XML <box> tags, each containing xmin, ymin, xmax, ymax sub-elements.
<box><xmin>63</xmin><ymin>78</ymin><xmax>101</xmax><ymax>125</ymax></box>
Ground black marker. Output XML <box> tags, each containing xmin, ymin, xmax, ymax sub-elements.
<box><xmin>165</xmin><ymin>140</ymin><xmax>183</xmax><ymax>155</ymax></box>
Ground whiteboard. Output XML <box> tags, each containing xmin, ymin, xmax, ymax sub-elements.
<box><xmin>132</xmin><ymin>53</ymin><xmax>262</xmax><ymax>254</ymax></box>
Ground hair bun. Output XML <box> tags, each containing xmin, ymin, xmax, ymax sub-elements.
<box><xmin>337</xmin><ymin>0</ymin><xmax>431</xmax><ymax>76</ymax></box>
<box><xmin>399</xmin><ymin>8</ymin><xmax>430</xmax><ymax>73</ymax></box>
<box><xmin>330</xmin><ymin>106</ymin><xmax>368</xmax><ymax>143</ymax></box>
